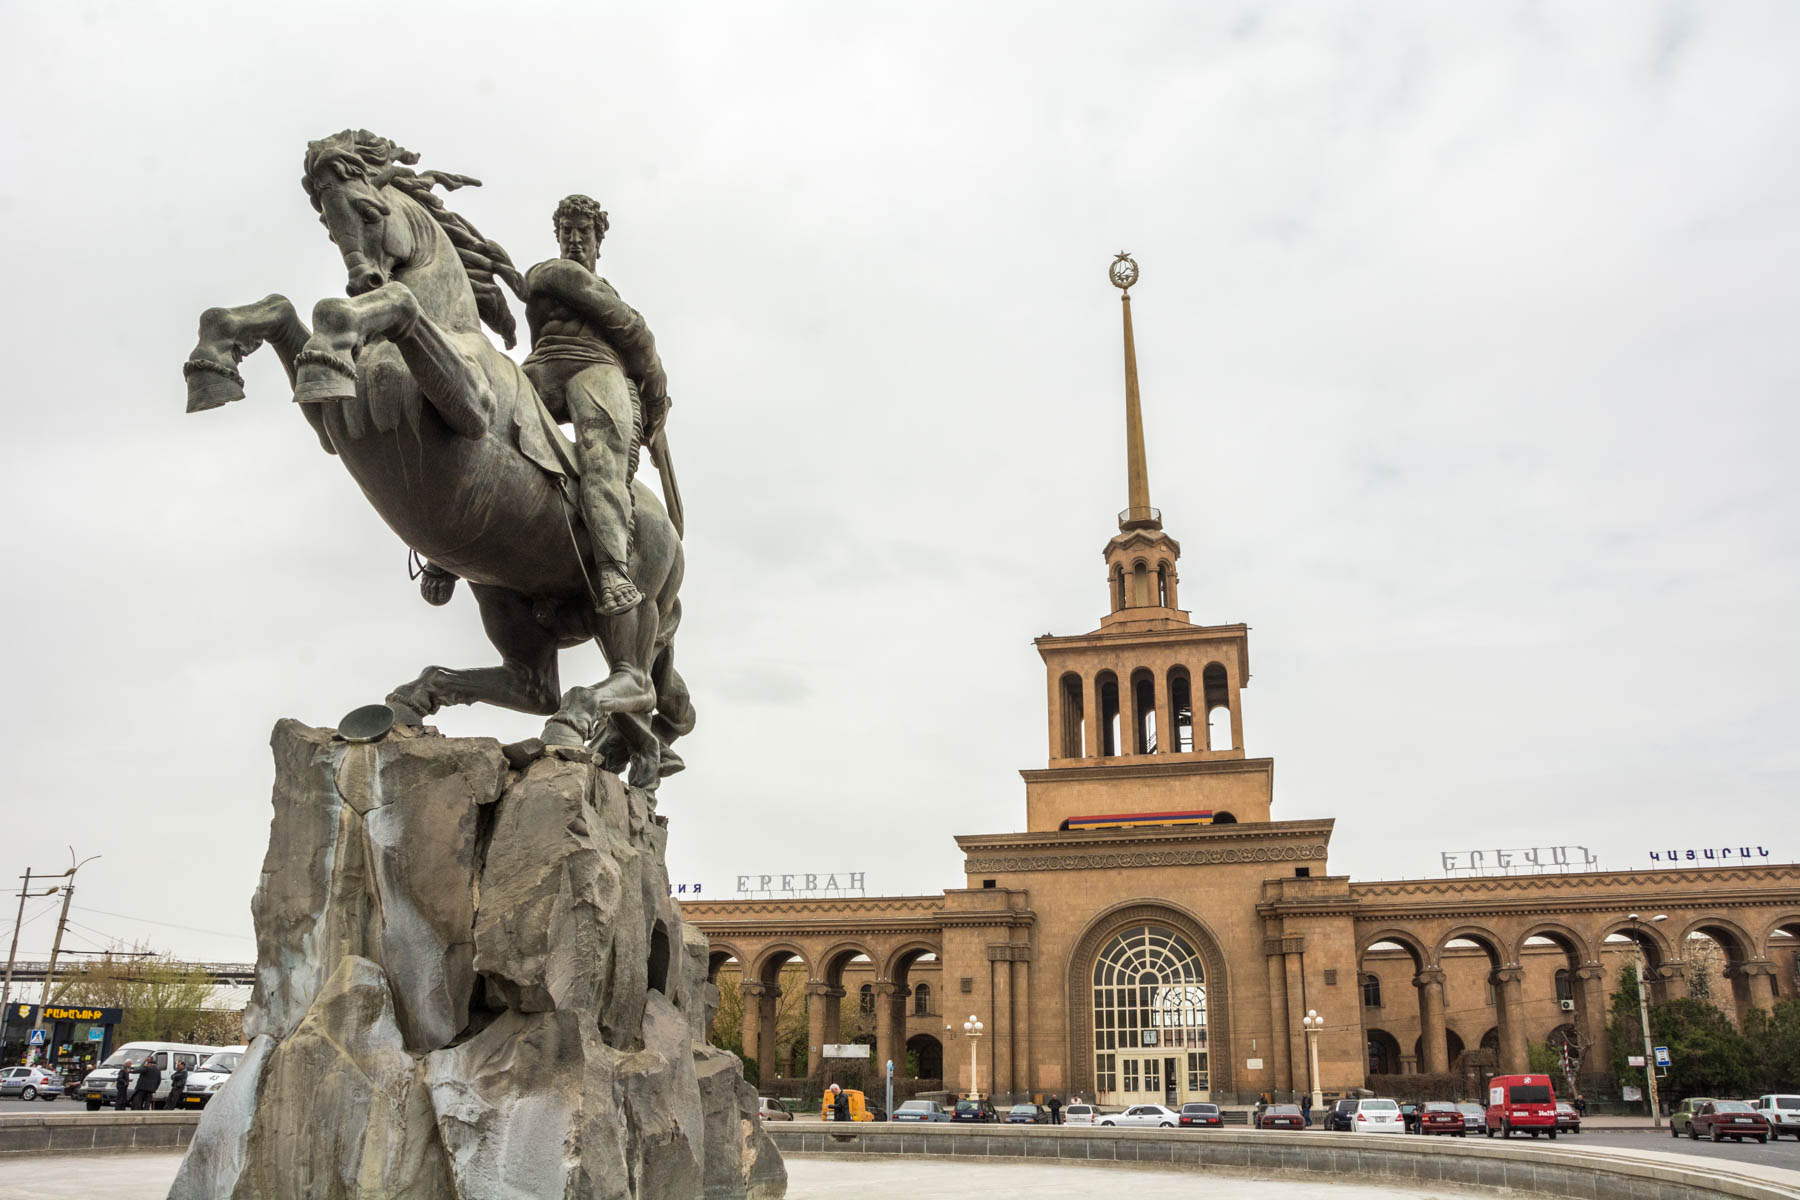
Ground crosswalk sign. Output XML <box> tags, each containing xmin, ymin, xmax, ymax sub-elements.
<box><xmin>27</xmin><ymin>1029</ymin><xmax>46</xmax><ymax>1046</ymax></box>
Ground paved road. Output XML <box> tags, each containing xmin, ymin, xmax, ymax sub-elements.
<box><xmin>1572</xmin><ymin>1127</ymin><xmax>1800</xmax><ymax>1169</ymax></box>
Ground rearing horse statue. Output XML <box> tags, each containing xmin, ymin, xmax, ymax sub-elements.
<box><xmin>183</xmin><ymin>130</ymin><xmax>691</xmax><ymax>790</ymax></box>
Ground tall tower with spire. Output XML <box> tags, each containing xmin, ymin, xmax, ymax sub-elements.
<box><xmin>1020</xmin><ymin>254</ymin><xmax>1274</xmax><ymax>832</ymax></box>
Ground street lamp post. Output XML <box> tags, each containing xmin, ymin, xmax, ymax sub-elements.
<box><xmin>1302</xmin><ymin>1010</ymin><xmax>1325</xmax><ymax>1113</ymax></box>
<box><xmin>963</xmin><ymin>1014</ymin><xmax>984</xmax><ymax>1099</ymax></box>
<box><xmin>28</xmin><ymin>851</ymin><xmax>101</xmax><ymax>1061</ymax></box>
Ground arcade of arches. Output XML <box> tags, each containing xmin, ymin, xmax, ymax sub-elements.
<box><xmin>681</xmin><ymin>276</ymin><xmax>1800</xmax><ymax>1106</ymax></box>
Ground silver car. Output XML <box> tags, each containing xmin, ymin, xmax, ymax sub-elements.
<box><xmin>1456</xmin><ymin>1103</ymin><xmax>1488</xmax><ymax>1134</ymax></box>
<box><xmin>0</xmin><ymin>1066</ymin><xmax>63</xmax><ymax>1101</ymax></box>
<box><xmin>893</xmin><ymin>1099</ymin><xmax>952</xmax><ymax>1122</ymax></box>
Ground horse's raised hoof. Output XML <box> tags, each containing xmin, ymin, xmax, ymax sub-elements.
<box><xmin>183</xmin><ymin>359</ymin><xmax>246</xmax><ymax>412</ymax></box>
<box><xmin>293</xmin><ymin>373</ymin><xmax>357</xmax><ymax>405</ymax></box>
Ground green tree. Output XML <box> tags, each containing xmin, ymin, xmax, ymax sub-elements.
<box><xmin>52</xmin><ymin>950</ymin><xmax>238</xmax><ymax>1045</ymax></box>
<box><xmin>1743</xmin><ymin>999</ymin><xmax>1800</xmax><ymax>1094</ymax></box>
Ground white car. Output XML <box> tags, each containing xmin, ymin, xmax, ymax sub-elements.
<box><xmin>1063</xmin><ymin>1102</ymin><xmax>1096</xmax><ymax>1127</ymax></box>
<box><xmin>1353</xmin><ymin>1098</ymin><xmax>1405</xmax><ymax>1133</ymax></box>
<box><xmin>178</xmin><ymin>1046</ymin><xmax>248</xmax><ymax>1110</ymax></box>
<box><xmin>1100</xmin><ymin>1103</ymin><xmax>1180</xmax><ymax>1128</ymax></box>
<box><xmin>1755</xmin><ymin>1094</ymin><xmax>1800</xmax><ymax>1140</ymax></box>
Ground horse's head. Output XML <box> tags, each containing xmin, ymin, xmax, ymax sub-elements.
<box><xmin>302</xmin><ymin>130</ymin><xmax>420</xmax><ymax>296</ymax></box>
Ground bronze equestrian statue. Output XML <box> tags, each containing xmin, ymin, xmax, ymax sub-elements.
<box><xmin>182</xmin><ymin>130</ymin><xmax>692</xmax><ymax>790</ymax></box>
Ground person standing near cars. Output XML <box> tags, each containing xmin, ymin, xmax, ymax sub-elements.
<box><xmin>131</xmin><ymin>1056</ymin><xmax>161</xmax><ymax>1111</ymax></box>
<box><xmin>830</xmin><ymin>1083</ymin><xmax>850</xmax><ymax>1122</ymax></box>
<box><xmin>1047</xmin><ymin>1095</ymin><xmax>1062</xmax><ymax>1125</ymax></box>
<box><xmin>1302</xmin><ymin>1094</ymin><xmax>1313</xmax><ymax>1127</ymax></box>
<box><xmin>113</xmin><ymin>1059</ymin><xmax>133</xmax><ymax>1111</ymax></box>
<box><xmin>164</xmin><ymin>1060</ymin><xmax>188</xmax><ymax>1110</ymax></box>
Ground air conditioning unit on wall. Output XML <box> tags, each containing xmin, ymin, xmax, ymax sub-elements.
<box><xmin>1559</xmin><ymin>999</ymin><xmax>1576</xmax><ymax>1011</ymax></box>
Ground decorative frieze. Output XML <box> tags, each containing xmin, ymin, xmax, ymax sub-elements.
<box><xmin>965</xmin><ymin>842</ymin><xmax>1326</xmax><ymax>874</ymax></box>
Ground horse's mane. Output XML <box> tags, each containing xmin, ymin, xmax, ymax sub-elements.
<box><xmin>303</xmin><ymin>130</ymin><xmax>526</xmax><ymax>348</ymax></box>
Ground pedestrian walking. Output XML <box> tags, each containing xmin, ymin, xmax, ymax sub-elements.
<box><xmin>829</xmin><ymin>1083</ymin><xmax>850</xmax><ymax>1122</ymax></box>
<box><xmin>113</xmin><ymin>1060</ymin><xmax>132</xmax><ymax>1111</ymax></box>
<box><xmin>1047</xmin><ymin>1095</ymin><xmax>1062</xmax><ymax>1125</ymax></box>
<box><xmin>131</xmin><ymin>1056</ymin><xmax>161</xmax><ymax>1111</ymax></box>
<box><xmin>165</xmin><ymin>1061</ymin><xmax>189</xmax><ymax>1110</ymax></box>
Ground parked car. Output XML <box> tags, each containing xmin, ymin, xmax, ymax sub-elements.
<box><xmin>1258</xmin><ymin>1103</ymin><xmax>1305</xmax><ymax>1130</ymax></box>
<box><xmin>0</xmin><ymin>1066</ymin><xmax>63</xmax><ymax>1101</ymax></box>
<box><xmin>1455</xmin><ymin>1103</ymin><xmax>1488</xmax><ymax>1135</ymax></box>
<box><xmin>79</xmin><ymin>1042</ymin><xmax>221</xmax><ymax>1111</ymax></box>
<box><xmin>1179</xmin><ymin>1102</ymin><xmax>1224</xmax><ymax>1129</ymax></box>
<box><xmin>1484</xmin><ymin>1074</ymin><xmax>1558</xmax><ymax>1139</ymax></box>
<box><xmin>1352</xmin><ymin>1098</ymin><xmax>1405</xmax><ymax>1133</ymax></box>
<box><xmin>1755</xmin><ymin>1095</ymin><xmax>1800</xmax><ymax>1140</ymax></box>
<box><xmin>1689</xmin><ymin>1100</ymin><xmax>1768</xmax><ymax>1143</ymax></box>
<box><xmin>950</xmin><ymin>1098</ymin><xmax>999</xmax><ymax>1123</ymax></box>
<box><xmin>1062</xmin><ymin>1102</ymin><xmax>1096</xmax><ymax>1127</ymax></box>
<box><xmin>179</xmin><ymin>1046</ymin><xmax>247</xmax><ymax>1110</ymax></box>
<box><xmin>1554</xmin><ymin>1102</ymin><xmax>1581</xmax><ymax>1134</ymax></box>
<box><xmin>892</xmin><ymin>1099</ymin><xmax>951</xmax><ymax>1123</ymax></box>
<box><xmin>1326</xmin><ymin>1098</ymin><xmax>1359</xmax><ymax>1132</ymax></box>
<box><xmin>1669</xmin><ymin>1097</ymin><xmax>1718</xmax><ymax>1138</ymax></box>
<box><xmin>1418</xmin><ymin>1102</ymin><xmax>1466</xmax><ymax>1136</ymax></box>
<box><xmin>757</xmin><ymin>1096</ymin><xmax>793</xmax><ymax>1121</ymax></box>
<box><xmin>1005</xmin><ymin>1103</ymin><xmax>1053</xmax><ymax>1124</ymax></box>
<box><xmin>1101</xmin><ymin>1103</ymin><xmax>1180</xmax><ymax>1128</ymax></box>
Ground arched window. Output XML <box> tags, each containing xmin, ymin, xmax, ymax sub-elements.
<box><xmin>1058</xmin><ymin>673</ymin><xmax>1085</xmax><ymax>758</ymax></box>
<box><xmin>1554</xmin><ymin>968</ymin><xmax>1574</xmax><ymax>1004</ymax></box>
<box><xmin>914</xmin><ymin>982</ymin><xmax>931</xmax><ymax>1015</ymax></box>
<box><xmin>1361</xmin><ymin>973</ymin><xmax>1382</xmax><ymax>1008</ymax></box>
<box><xmin>1167</xmin><ymin>667</ymin><xmax>1194</xmax><ymax>753</ymax></box>
<box><xmin>1090</xmin><ymin>924</ymin><xmax>1207</xmax><ymax>1102</ymax></box>
<box><xmin>1156</xmin><ymin>563</ymin><xmax>1169</xmax><ymax>607</ymax></box>
<box><xmin>859</xmin><ymin>983</ymin><xmax>874</xmax><ymax>1014</ymax></box>
<box><xmin>1097</xmin><ymin>671</ymin><xmax>1121</xmax><ymax>757</ymax></box>
<box><xmin>1111</xmin><ymin>564</ymin><xmax>1126</xmax><ymax>612</ymax></box>
<box><xmin>1131</xmin><ymin>668</ymin><xmax>1156</xmax><ymax>753</ymax></box>
<box><xmin>1202</xmin><ymin>663</ymin><xmax>1231</xmax><ymax>751</ymax></box>
<box><xmin>1132</xmin><ymin>560</ymin><xmax>1150</xmax><ymax>607</ymax></box>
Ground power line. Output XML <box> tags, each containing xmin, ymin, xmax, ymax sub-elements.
<box><xmin>71</xmin><ymin>905</ymin><xmax>253</xmax><ymax>943</ymax></box>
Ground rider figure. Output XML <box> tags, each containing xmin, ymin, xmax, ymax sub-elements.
<box><xmin>517</xmin><ymin>194</ymin><xmax>670</xmax><ymax>615</ymax></box>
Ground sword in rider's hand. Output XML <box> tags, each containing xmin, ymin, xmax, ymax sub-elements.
<box><xmin>648</xmin><ymin>423</ymin><xmax>683</xmax><ymax>538</ymax></box>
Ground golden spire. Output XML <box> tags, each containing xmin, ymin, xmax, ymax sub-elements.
<box><xmin>1110</xmin><ymin>252</ymin><xmax>1161</xmax><ymax>532</ymax></box>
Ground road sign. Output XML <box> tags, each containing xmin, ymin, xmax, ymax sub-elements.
<box><xmin>1654</xmin><ymin>1046</ymin><xmax>1671</xmax><ymax>1067</ymax></box>
<box><xmin>1627</xmin><ymin>1055</ymin><xmax>1645</xmax><ymax>1066</ymax></box>
<box><xmin>26</xmin><ymin>1029</ymin><xmax>46</xmax><ymax>1046</ymax></box>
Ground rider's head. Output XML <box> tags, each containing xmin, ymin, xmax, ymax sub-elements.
<box><xmin>553</xmin><ymin>194</ymin><xmax>608</xmax><ymax>271</ymax></box>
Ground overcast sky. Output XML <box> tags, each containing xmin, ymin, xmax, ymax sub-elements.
<box><xmin>2</xmin><ymin>1</ymin><xmax>1797</xmax><ymax>964</ymax></box>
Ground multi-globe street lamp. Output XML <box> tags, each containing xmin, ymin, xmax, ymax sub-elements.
<box><xmin>1302</xmin><ymin>1009</ymin><xmax>1325</xmax><ymax>1113</ymax></box>
<box><xmin>963</xmin><ymin>1014</ymin><xmax>984</xmax><ymax>1098</ymax></box>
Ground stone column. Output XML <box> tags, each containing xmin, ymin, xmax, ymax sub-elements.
<box><xmin>1014</xmin><ymin>955</ymin><xmax>1033</xmax><ymax>1097</ymax></box>
<box><xmin>990</xmin><ymin>955</ymin><xmax>1014</xmax><ymax>1099</ymax></box>
<box><xmin>1264</xmin><ymin>945</ymin><xmax>1292</xmax><ymax>1094</ymax></box>
<box><xmin>1085</xmin><ymin>674</ymin><xmax>1104</xmax><ymax>760</ymax></box>
<box><xmin>805</xmin><ymin>980</ymin><xmax>832</xmax><ymax>1079</ymax></box>
<box><xmin>1398</xmin><ymin>1053</ymin><xmax>1418</xmax><ymax>1075</ymax></box>
<box><xmin>739</xmin><ymin>980</ymin><xmax>770</xmax><ymax>1076</ymax></box>
<box><xmin>1574</xmin><ymin>963</ymin><xmax>1611</xmax><ymax>1073</ymax></box>
<box><xmin>759</xmin><ymin>983</ymin><xmax>782</xmax><ymax>1081</ymax></box>
<box><xmin>1123</xmin><ymin>674</ymin><xmax>1145</xmax><ymax>755</ymax></box>
<box><xmin>1155</xmin><ymin>675</ymin><xmax>1176</xmax><ymax>756</ymax></box>
<box><xmin>1225</xmin><ymin>672</ymin><xmax>1244</xmax><ymax>751</ymax></box>
<box><xmin>1651</xmin><ymin>961</ymin><xmax>1689</xmax><ymax>1003</ymax></box>
<box><xmin>1727</xmin><ymin>959</ymin><xmax>1779</xmax><ymax>1023</ymax></box>
<box><xmin>873</xmin><ymin>979</ymin><xmax>903</xmax><ymax>1088</ymax></box>
<box><xmin>1413</xmin><ymin>967</ymin><xmax>1449</xmax><ymax>1075</ymax></box>
<box><xmin>1283</xmin><ymin>951</ymin><xmax>1308</xmax><ymax>1099</ymax></box>
<box><xmin>1491</xmin><ymin>965</ymin><xmax>1528</xmax><ymax>1075</ymax></box>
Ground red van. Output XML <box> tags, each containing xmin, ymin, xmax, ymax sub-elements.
<box><xmin>1484</xmin><ymin>1075</ymin><xmax>1559</xmax><ymax>1139</ymax></box>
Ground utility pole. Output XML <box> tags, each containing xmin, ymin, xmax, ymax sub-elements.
<box><xmin>1</xmin><ymin>869</ymin><xmax>59</xmax><ymax>1063</ymax></box>
<box><xmin>29</xmin><ymin>851</ymin><xmax>100</xmax><ymax>1064</ymax></box>
<box><xmin>1635</xmin><ymin>954</ymin><xmax>1661</xmax><ymax>1128</ymax></box>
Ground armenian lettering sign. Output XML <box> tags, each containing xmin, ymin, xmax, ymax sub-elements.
<box><xmin>1648</xmin><ymin>846</ymin><xmax>1772</xmax><ymax>865</ymax></box>
<box><xmin>1439</xmin><ymin>847</ymin><xmax>1596</xmax><ymax>876</ymax></box>
<box><xmin>10</xmin><ymin>1005</ymin><xmax>123</xmax><ymax>1025</ymax></box>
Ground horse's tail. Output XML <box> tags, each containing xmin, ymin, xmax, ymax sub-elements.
<box><xmin>649</xmin><ymin>598</ymin><xmax>694</xmax><ymax>751</ymax></box>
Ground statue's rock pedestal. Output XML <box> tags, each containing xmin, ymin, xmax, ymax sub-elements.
<box><xmin>170</xmin><ymin>719</ymin><xmax>784</xmax><ymax>1200</ymax></box>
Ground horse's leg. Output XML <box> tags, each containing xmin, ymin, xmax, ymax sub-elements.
<box><xmin>542</xmin><ymin>603</ymin><xmax>658</xmax><ymax>749</ymax></box>
<box><xmin>648</xmin><ymin>634</ymin><xmax>696</xmax><ymax>780</ymax></box>
<box><xmin>294</xmin><ymin>284</ymin><xmax>492</xmax><ymax>437</ymax></box>
<box><xmin>184</xmin><ymin>295</ymin><xmax>335</xmax><ymax>454</ymax></box>
<box><xmin>387</xmin><ymin>584</ymin><xmax>560</xmax><ymax>721</ymax></box>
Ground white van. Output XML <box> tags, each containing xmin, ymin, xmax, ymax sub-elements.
<box><xmin>1063</xmin><ymin>1102</ymin><xmax>1096</xmax><ymax>1127</ymax></box>
<box><xmin>78</xmin><ymin>1041</ymin><xmax>222</xmax><ymax>1111</ymax></box>
<box><xmin>179</xmin><ymin>1045</ymin><xmax>249</xmax><ymax>1109</ymax></box>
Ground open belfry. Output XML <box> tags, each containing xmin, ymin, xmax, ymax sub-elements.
<box><xmin>682</xmin><ymin>258</ymin><xmax>1800</xmax><ymax>1109</ymax></box>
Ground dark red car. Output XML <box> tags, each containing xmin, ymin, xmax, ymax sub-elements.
<box><xmin>1259</xmin><ymin>1103</ymin><xmax>1305</xmax><ymax>1130</ymax></box>
<box><xmin>1418</xmin><ymin>1102</ymin><xmax>1466</xmax><ymax>1136</ymax></box>
<box><xmin>1179</xmin><ymin>1102</ymin><xmax>1224</xmax><ymax>1128</ymax></box>
<box><xmin>1690</xmin><ymin>1101</ymin><xmax>1769</xmax><ymax>1144</ymax></box>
